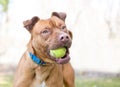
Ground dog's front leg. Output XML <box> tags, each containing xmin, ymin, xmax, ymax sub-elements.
<box><xmin>63</xmin><ymin>63</ymin><xmax>75</xmax><ymax>87</ymax></box>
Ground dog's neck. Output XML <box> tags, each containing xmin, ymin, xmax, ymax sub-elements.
<box><xmin>27</xmin><ymin>40</ymin><xmax>54</xmax><ymax>63</ymax></box>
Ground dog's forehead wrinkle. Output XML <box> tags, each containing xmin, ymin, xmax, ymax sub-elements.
<box><xmin>50</xmin><ymin>17</ymin><xmax>65</xmax><ymax>27</ymax></box>
<box><xmin>36</xmin><ymin>20</ymin><xmax>53</xmax><ymax>29</ymax></box>
<box><xmin>49</xmin><ymin>19</ymin><xmax>56</xmax><ymax>28</ymax></box>
<box><xmin>34</xmin><ymin>18</ymin><xmax>65</xmax><ymax>32</ymax></box>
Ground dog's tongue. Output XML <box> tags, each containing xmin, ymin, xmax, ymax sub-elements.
<box><xmin>55</xmin><ymin>53</ymin><xmax>70</xmax><ymax>64</ymax></box>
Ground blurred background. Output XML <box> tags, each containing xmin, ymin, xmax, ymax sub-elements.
<box><xmin>1</xmin><ymin>0</ymin><xmax>120</xmax><ymax>87</ymax></box>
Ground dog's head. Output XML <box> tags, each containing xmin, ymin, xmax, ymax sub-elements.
<box><xmin>23</xmin><ymin>12</ymin><xmax>72</xmax><ymax>64</ymax></box>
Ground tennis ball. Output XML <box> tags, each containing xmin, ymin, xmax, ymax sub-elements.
<box><xmin>50</xmin><ymin>47</ymin><xmax>66</xmax><ymax>58</ymax></box>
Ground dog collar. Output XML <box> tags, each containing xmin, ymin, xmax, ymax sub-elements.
<box><xmin>29</xmin><ymin>52</ymin><xmax>46</xmax><ymax>65</ymax></box>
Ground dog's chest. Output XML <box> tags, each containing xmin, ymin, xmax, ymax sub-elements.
<box><xmin>33</xmin><ymin>64</ymin><xmax>63</xmax><ymax>87</ymax></box>
<box><xmin>35</xmin><ymin>65</ymin><xmax>53</xmax><ymax>81</ymax></box>
<box><xmin>36</xmin><ymin>82</ymin><xmax>46</xmax><ymax>87</ymax></box>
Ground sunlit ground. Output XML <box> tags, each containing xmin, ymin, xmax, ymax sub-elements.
<box><xmin>1</xmin><ymin>75</ymin><xmax>120</xmax><ymax>87</ymax></box>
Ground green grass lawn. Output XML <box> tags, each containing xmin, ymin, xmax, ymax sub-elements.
<box><xmin>0</xmin><ymin>75</ymin><xmax>13</xmax><ymax>87</ymax></box>
<box><xmin>75</xmin><ymin>77</ymin><xmax>120</xmax><ymax>87</ymax></box>
<box><xmin>1</xmin><ymin>75</ymin><xmax>120</xmax><ymax>87</ymax></box>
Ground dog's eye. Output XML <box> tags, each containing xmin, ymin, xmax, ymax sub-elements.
<box><xmin>61</xmin><ymin>26</ymin><xmax>66</xmax><ymax>30</ymax></box>
<box><xmin>41</xmin><ymin>29</ymin><xmax>50</xmax><ymax>34</ymax></box>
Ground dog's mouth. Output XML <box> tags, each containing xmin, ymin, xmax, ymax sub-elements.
<box><xmin>49</xmin><ymin>47</ymin><xmax>70</xmax><ymax>64</ymax></box>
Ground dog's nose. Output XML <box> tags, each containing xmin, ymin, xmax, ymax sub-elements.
<box><xmin>59</xmin><ymin>33</ymin><xmax>69</xmax><ymax>43</ymax></box>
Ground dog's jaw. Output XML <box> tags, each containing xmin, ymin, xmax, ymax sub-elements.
<box><xmin>48</xmin><ymin>47</ymin><xmax>70</xmax><ymax>64</ymax></box>
<box><xmin>55</xmin><ymin>53</ymin><xmax>70</xmax><ymax>64</ymax></box>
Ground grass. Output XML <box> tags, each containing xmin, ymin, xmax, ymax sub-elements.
<box><xmin>0</xmin><ymin>75</ymin><xmax>120</xmax><ymax>87</ymax></box>
<box><xmin>75</xmin><ymin>77</ymin><xmax>120</xmax><ymax>87</ymax></box>
<box><xmin>0</xmin><ymin>75</ymin><xmax>13</xmax><ymax>87</ymax></box>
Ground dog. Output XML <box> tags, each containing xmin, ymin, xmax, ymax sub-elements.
<box><xmin>13</xmin><ymin>12</ymin><xmax>75</xmax><ymax>87</ymax></box>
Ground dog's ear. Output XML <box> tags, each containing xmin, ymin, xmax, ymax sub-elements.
<box><xmin>23</xmin><ymin>16</ymin><xmax>39</xmax><ymax>32</ymax></box>
<box><xmin>68</xmin><ymin>30</ymin><xmax>73</xmax><ymax>39</ymax></box>
<box><xmin>52</xmin><ymin>12</ymin><xmax>66</xmax><ymax>21</ymax></box>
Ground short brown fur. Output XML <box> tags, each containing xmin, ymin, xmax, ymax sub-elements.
<box><xmin>14</xmin><ymin>12</ymin><xmax>75</xmax><ymax>87</ymax></box>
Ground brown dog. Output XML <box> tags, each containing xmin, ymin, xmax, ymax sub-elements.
<box><xmin>14</xmin><ymin>12</ymin><xmax>75</xmax><ymax>87</ymax></box>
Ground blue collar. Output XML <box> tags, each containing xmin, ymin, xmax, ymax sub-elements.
<box><xmin>29</xmin><ymin>52</ymin><xmax>46</xmax><ymax>65</ymax></box>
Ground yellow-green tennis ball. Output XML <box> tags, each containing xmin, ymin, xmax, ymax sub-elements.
<box><xmin>50</xmin><ymin>47</ymin><xmax>66</xmax><ymax>58</ymax></box>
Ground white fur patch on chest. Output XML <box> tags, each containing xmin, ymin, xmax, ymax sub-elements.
<box><xmin>36</xmin><ymin>81</ymin><xmax>46</xmax><ymax>87</ymax></box>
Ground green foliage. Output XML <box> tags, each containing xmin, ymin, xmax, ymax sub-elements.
<box><xmin>0</xmin><ymin>0</ymin><xmax>9</xmax><ymax>12</ymax></box>
<box><xmin>0</xmin><ymin>75</ymin><xmax>13</xmax><ymax>87</ymax></box>
<box><xmin>75</xmin><ymin>77</ymin><xmax>120</xmax><ymax>87</ymax></box>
